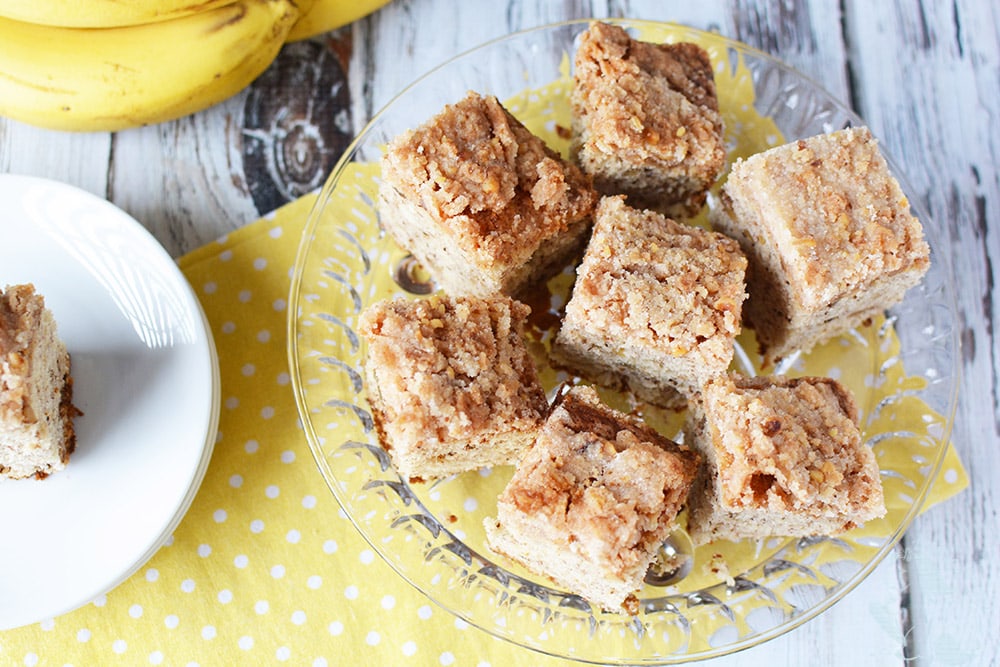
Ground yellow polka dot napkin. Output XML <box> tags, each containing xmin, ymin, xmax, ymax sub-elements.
<box><xmin>0</xmin><ymin>193</ymin><xmax>967</xmax><ymax>666</ymax></box>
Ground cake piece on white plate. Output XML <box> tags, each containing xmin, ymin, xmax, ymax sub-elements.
<box><xmin>1</xmin><ymin>283</ymin><xmax>80</xmax><ymax>480</ymax></box>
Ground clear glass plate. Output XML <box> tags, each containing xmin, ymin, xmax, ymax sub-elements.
<box><xmin>288</xmin><ymin>19</ymin><xmax>958</xmax><ymax>663</ymax></box>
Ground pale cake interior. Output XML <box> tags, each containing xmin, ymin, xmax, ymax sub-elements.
<box><xmin>1</xmin><ymin>284</ymin><xmax>77</xmax><ymax>480</ymax></box>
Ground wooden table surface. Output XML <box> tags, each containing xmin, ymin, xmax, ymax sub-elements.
<box><xmin>2</xmin><ymin>1</ymin><xmax>997</xmax><ymax>664</ymax></box>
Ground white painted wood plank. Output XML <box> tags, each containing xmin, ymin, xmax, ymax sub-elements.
<box><xmin>0</xmin><ymin>93</ymin><xmax>256</xmax><ymax>258</ymax></box>
<box><xmin>105</xmin><ymin>97</ymin><xmax>261</xmax><ymax>257</ymax></box>
<box><xmin>725</xmin><ymin>0</ymin><xmax>850</xmax><ymax>98</ymax></box>
<box><xmin>843</xmin><ymin>0</ymin><xmax>1000</xmax><ymax>664</ymax></box>
<box><xmin>0</xmin><ymin>119</ymin><xmax>111</xmax><ymax>198</ymax></box>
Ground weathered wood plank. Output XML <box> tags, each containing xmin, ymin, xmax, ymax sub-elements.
<box><xmin>105</xmin><ymin>101</ymin><xmax>258</xmax><ymax>257</ymax></box>
<box><xmin>843</xmin><ymin>0</ymin><xmax>1000</xmax><ymax>664</ymax></box>
<box><xmin>726</xmin><ymin>0</ymin><xmax>849</xmax><ymax>98</ymax></box>
<box><xmin>0</xmin><ymin>120</ymin><xmax>111</xmax><ymax>198</ymax></box>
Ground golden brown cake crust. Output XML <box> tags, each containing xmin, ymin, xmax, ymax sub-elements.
<box><xmin>705</xmin><ymin>374</ymin><xmax>865</xmax><ymax>508</ymax></box>
<box><xmin>571</xmin><ymin>22</ymin><xmax>725</xmax><ymax>215</ymax></box>
<box><xmin>379</xmin><ymin>91</ymin><xmax>596</xmax><ymax>294</ymax></box>
<box><xmin>505</xmin><ymin>385</ymin><xmax>699</xmax><ymax>524</ymax></box>
<box><xmin>724</xmin><ymin>127</ymin><xmax>928</xmax><ymax>299</ymax></box>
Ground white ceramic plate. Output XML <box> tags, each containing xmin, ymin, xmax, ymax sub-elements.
<box><xmin>0</xmin><ymin>174</ymin><xmax>220</xmax><ymax>630</ymax></box>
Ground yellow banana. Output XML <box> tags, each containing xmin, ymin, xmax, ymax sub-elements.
<box><xmin>286</xmin><ymin>0</ymin><xmax>390</xmax><ymax>41</ymax></box>
<box><xmin>0</xmin><ymin>0</ymin><xmax>299</xmax><ymax>132</ymax></box>
<box><xmin>0</xmin><ymin>0</ymin><xmax>239</xmax><ymax>28</ymax></box>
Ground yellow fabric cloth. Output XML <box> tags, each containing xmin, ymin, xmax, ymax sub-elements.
<box><xmin>0</xmin><ymin>193</ymin><xmax>968</xmax><ymax>665</ymax></box>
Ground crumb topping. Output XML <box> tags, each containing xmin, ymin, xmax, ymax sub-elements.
<box><xmin>0</xmin><ymin>284</ymin><xmax>40</xmax><ymax>356</ymax></box>
<box><xmin>572</xmin><ymin>22</ymin><xmax>724</xmax><ymax>175</ymax></box>
<box><xmin>381</xmin><ymin>91</ymin><xmax>596</xmax><ymax>265</ymax></box>
<box><xmin>502</xmin><ymin>386</ymin><xmax>698</xmax><ymax>575</ymax></box>
<box><xmin>360</xmin><ymin>295</ymin><xmax>547</xmax><ymax>444</ymax></box>
<box><xmin>702</xmin><ymin>374</ymin><xmax>880</xmax><ymax>513</ymax></box>
<box><xmin>725</xmin><ymin>127</ymin><xmax>930</xmax><ymax>302</ymax></box>
<box><xmin>1</xmin><ymin>285</ymin><xmax>43</xmax><ymax>421</ymax></box>
<box><xmin>571</xmin><ymin>196</ymin><xmax>746</xmax><ymax>358</ymax></box>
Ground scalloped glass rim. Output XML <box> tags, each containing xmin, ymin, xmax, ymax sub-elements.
<box><xmin>288</xmin><ymin>19</ymin><xmax>959</xmax><ymax>664</ymax></box>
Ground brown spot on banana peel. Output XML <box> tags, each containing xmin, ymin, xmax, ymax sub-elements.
<box><xmin>208</xmin><ymin>0</ymin><xmax>301</xmax><ymax>34</ymax></box>
<box><xmin>208</xmin><ymin>2</ymin><xmax>248</xmax><ymax>32</ymax></box>
<box><xmin>0</xmin><ymin>70</ymin><xmax>77</xmax><ymax>96</ymax></box>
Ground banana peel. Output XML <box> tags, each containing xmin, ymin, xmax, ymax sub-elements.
<box><xmin>288</xmin><ymin>0</ymin><xmax>391</xmax><ymax>42</ymax></box>
<box><xmin>0</xmin><ymin>0</ymin><xmax>392</xmax><ymax>132</ymax></box>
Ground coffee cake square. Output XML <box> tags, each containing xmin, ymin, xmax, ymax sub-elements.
<box><xmin>485</xmin><ymin>385</ymin><xmax>699</xmax><ymax>614</ymax></box>
<box><xmin>571</xmin><ymin>21</ymin><xmax>725</xmax><ymax>217</ymax></box>
<box><xmin>1</xmin><ymin>284</ymin><xmax>78</xmax><ymax>480</ymax></box>
<box><xmin>552</xmin><ymin>195</ymin><xmax>746</xmax><ymax>408</ymax></box>
<box><xmin>685</xmin><ymin>373</ymin><xmax>885</xmax><ymax>545</ymax></box>
<box><xmin>359</xmin><ymin>294</ymin><xmax>548</xmax><ymax>482</ymax></box>
<box><xmin>711</xmin><ymin>126</ymin><xmax>930</xmax><ymax>364</ymax></box>
<box><xmin>379</xmin><ymin>91</ymin><xmax>597</xmax><ymax>298</ymax></box>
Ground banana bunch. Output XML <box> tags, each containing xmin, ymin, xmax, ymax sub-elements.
<box><xmin>0</xmin><ymin>0</ymin><xmax>390</xmax><ymax>132</ymax></box>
